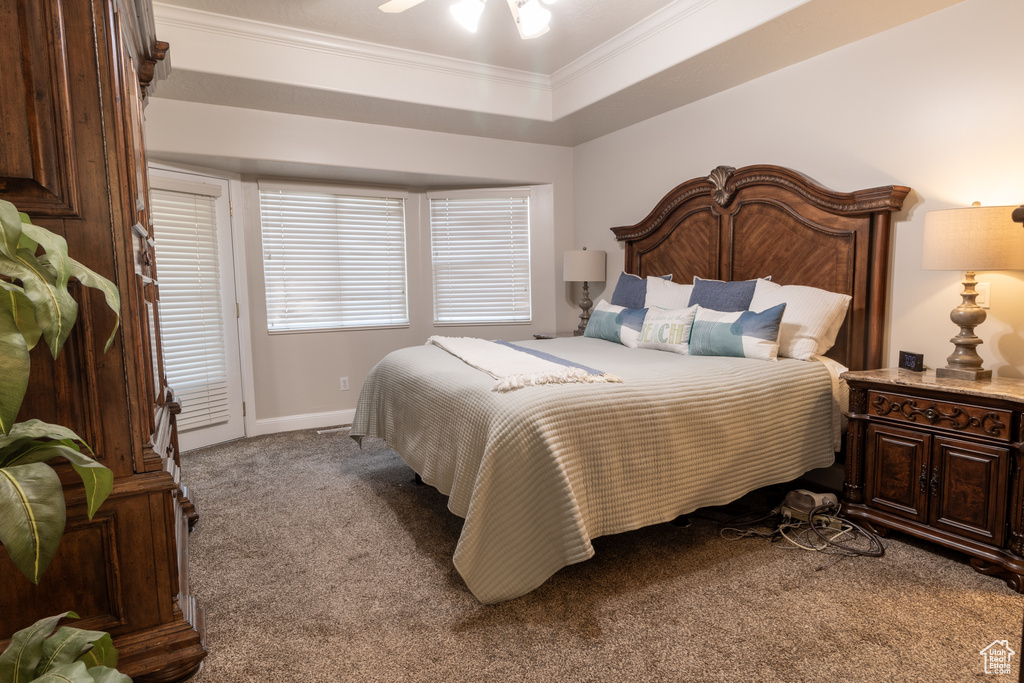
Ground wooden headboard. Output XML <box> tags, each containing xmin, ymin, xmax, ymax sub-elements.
<box><xmin>611</xmin><ymin>165</ymin><xmax>910</xmax><ymax>371</ymax></box>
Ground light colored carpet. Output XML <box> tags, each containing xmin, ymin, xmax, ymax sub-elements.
<box><xmin>181</xmin><ymin>428</ymin><xmax>1023</xmax><ymax>682</ymax></box>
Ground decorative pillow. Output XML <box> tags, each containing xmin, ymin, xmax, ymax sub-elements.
<box><xmin>637</xmin><ymin>306</ymin><xmax>697</xmax><ymax>354</ymax></box>
<box><xmin>584</xmin><ymin>299</ymin><xmax>648</xmax><ymax>348</ymax></box>
<box><xmin>688</xmin><ymin>303</ymin><xmax>787</xmax><ymax>360</ymax></box>
<box><xmin>645</xmin><ymin>276</ymin><xmax>693</xmax><ymax>309</ymax></box>
<box><xmin>749</xmin><ymin>280</ymin><xmax>852</xmax><ymax>360</ymax></box>
<box><xmin>610</xmin><ymin>272</ymin><xmax>672</xmax><ymax>309</ymax></box>
<box><xmin>687</xmin><ymin>276</ymin><xmax>764</xmax><ymax>312</ymax></box>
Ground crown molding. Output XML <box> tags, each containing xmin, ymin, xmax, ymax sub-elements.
<box><xmin>152</xmin><ymin>0</ymin><xmax>810</xmax><ymax>124</ymax></box>
<box><xmin>153</xmin><ymin>3</ymin><xmax>552</xmax><ymax>92</ymax></box>
<box><xmin>551</xmin><ymin>0</ymin><xmax>717</xmax><ymax>90</ymax></box>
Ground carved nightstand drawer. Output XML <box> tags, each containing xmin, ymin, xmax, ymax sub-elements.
<box><xmin>866</xmin><ymin>390</ymin><xmax>1012</xmax><ymax>442</ymax></box>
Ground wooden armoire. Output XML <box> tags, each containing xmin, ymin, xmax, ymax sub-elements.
<box><xmin>0</xmin><ymin>0</ymin><xmax>206</xmax><ymax>680</ymax></box>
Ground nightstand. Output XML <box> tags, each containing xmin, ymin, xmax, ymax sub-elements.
<box><xmin>842</xmin><ymin>368</ymin><xmax>1024</xmax><ymax>592</ymax></box>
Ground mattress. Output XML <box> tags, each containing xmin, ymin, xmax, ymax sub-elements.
<box><xmin>350</xmin><ymin>336</ymin><xmax>845</xmax><ymax>603</ymax></box>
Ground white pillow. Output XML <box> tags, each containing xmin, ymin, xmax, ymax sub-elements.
<box><xmin>645</xmin><ymin>276</ymin><xmax>693</xmax><ymax>309</ymax></box>
<box><xmin>749</xmin><ymin>280</ymin><xmax>851</xmax><ymax>360</ymax></box>
<box><xmin>637</xmin><ymin>306</ymin><xmax>697</xmax><ymax>354</ymax></box>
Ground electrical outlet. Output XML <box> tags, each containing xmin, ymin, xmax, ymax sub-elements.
<box><xmin>976</xmin><ymin>282</ymin><xmax>990</xmax><ymax>309</ymax></box>
<box><xmin>340</xmin><ymin>377</ymin><xmax>350</xmax><ymax>391</ymax></box>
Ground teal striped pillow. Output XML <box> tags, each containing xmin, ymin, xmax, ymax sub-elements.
<box><xmin>688</xmin><ymin>303</ymin><xmax>787</xmax><ymax>360</ymax></box>
<box><xmin>584</xmin><ymin>299</ymin><xmax>647</xmax><ymax>347</ymax></box>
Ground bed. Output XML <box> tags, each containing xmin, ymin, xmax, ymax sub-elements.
<box><xmin>350</xmin><ymin>164</ymin><xmax>910</xmax><ymax>603</ymax></box>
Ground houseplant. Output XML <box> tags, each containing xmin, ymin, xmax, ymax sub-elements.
<box><xmin>0</xmin><ymin>612</ymin><xmax>130</xmax><ymax>683</ymax></box>
<box><xmin>0</xmin><ymin>199</ymin><xmax>132</xmax><ymax>678</ymax></box>
<box><xmin>0</xmin><ymin>198</ymin><xmax>121</xmax><ymax>584</ymax></box>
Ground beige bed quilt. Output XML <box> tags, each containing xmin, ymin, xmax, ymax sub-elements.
<box><xmin>350</xmin><ymin>336</ymin><xmax>844</xmax><ymax>603</ymax></box>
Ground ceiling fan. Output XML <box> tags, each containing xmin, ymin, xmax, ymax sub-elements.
<box><xmin>378</xmin><ymin>0</ymin><xmax>554</xmax><ymax>40</ymax></box>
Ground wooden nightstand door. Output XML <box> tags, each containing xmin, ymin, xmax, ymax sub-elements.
<box><xmin>930</xmin><ymin>437</ymin><xmax>1009</xmax><ymax>546</ymax></box>
<box><xmin>866</xmin><ymin>423</ymin><xmax>930</xmax><ymax>523</ymax></box>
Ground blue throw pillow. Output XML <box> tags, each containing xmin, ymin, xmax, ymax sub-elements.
<box><xmin>687</xmin><ymin>276</ymin><xmax>761</xmax><ymax>312</ymax></box>
<box><xmin>610</xmin><ymin>272</ymin><xmax>672</xmax><ymax>309</ymax></box>
<box><xmin>688</xmin><ymin>303</ymin><xmax>787</xmax><ymax>360</ymax></box>
<box><xmin>584</xmin><ymin>300</ymin><xmax>648</xmax><ymax>347</ymax></box>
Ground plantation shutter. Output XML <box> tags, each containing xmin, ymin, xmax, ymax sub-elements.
<box><xmin>429</xmin><ymin>191</ymin><xmax>531</xmax><ymax>324</ymax></box>
<box><xmin>150</xmin><ymin>181</ymin><xmax>231</xmax><ymax>432</ymax></box>
<box><xmin>258</xmin><ymin>183</ymin><xmax>409</xmax><ymax>331</ymax></box>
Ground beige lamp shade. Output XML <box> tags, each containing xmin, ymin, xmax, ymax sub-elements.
<box><xmin>922</xmin><ymin>205</ymin><xmax>1024</xmax><ymax>271</ymax></box>
<box><xmin>563</xmin><ymin>249</ymin><xmax>606</xmax><ymax>282</ymax></box>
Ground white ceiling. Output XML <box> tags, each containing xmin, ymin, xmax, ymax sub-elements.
<box><xmin>154</xmin><ymin>0</ymin><xmax>682</xmax><ymax>74</ymax></box>
<box><xmin>152</xmin><ymin>0</ymin><xmax>965</xmax><ymax>146</ymax></box>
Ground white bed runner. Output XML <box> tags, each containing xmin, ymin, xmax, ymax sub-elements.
<box><xmin>426</xmin><ymin>335</ymin><xmax>621</xmax><ymax>392</ymax></box>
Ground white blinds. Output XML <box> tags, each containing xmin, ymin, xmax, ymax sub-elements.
<box><xmin>150</xmin><ymin>186</ymin><xmax>230</xmax><ymax>432</ymax></box>
<box><xmin>429</xmin><ymin>192</ymin><xmax>532</xmax><ymax>324</ymax></box>
<box><xmin>259</xmin><ymin>184</ymin><xmax>409</xmax><ymax>331</ymax></box>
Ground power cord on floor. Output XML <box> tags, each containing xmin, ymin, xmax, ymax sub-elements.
<box><xmin>720</xmin><ymin>499</ymin><xmax>885</xmax><ymax>564</ymax></box>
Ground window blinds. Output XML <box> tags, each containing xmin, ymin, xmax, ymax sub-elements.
<box><xmin>150</xmin><ymin>185</ymin><xmax>231</xmax><ymax>432</ymax></box>
<box><xmin>429</xmin><ymin>192</ymin><xmax>532</xmax><ymax>324</ymax></box>
<box><xmin>259</xmin><ymin>184</ymin><xmax>409</xmax><ymax>331</ymax></box>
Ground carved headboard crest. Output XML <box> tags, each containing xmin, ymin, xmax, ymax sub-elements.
<box><xmin>708</xmin><ymin>165</ymin><xmax>736</xmax><ymax>207</ymax></box>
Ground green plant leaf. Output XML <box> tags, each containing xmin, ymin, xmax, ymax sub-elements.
<box><xmin>0</xmin><ymin>462</ymin><xmax>66</xmax><ymax>584</ymax></box>
<box><xmin>0</xmin><ymin>611</ymin><xmax>76</xmax><ymax>683</ymax></box>
<box><xmin>66</xmin><ymin>257</ymin><xmax>120</xmax><ymax>352</ymax></box>
<box><xmin>44</xmin><ymin>445</ymin><xmax>112</xmax><ymax>520</ymax></box>
<box><xmin>20</xmin><ymin>220</ymin><xmax>71</xmax><ymax>291</ymax></box>
<box><xmin>0</xmin><ymin>249</ymin><xmax>77</xmax><ymax>359</ymax></box>
<box><xmin>1</xmin><ymin>440</ymin><xmax>111</xmax><ymax>520</ymax></box>
<box><xmin>0</xmin><ymin>199</ymin><xmax>24</xmax><ymax>259</ymax></box>
<box><xmin>0</xmin><ymin>280</ymin><xmax>42</xmax><ymax>350</ymax></box>
<box><xmin>37</xmin><ymin>627</ymin><xmax>110</xmax><ymax>677</ymax></box>
<box><xmin>0</xmin><ymin>307</ymin><xmax>30</xmax><ymax>436</ymax></box>
<box><xmin>32</xmin><ymin>660</ymin><xmax>94</xmax><ymax>682</ymax></box>
<box><xmin>0</xmin><ymin>419</ymin><xmax>89</xmax><ymax>460</ymax></box>
<box><xmin>85</xmin><ymin>666</ymin><xmax>132</xmax><ymax>683</ymax></box>
<box><xmin>74</xmin><ymin>634</ymin><xmax>118</xmax><ymax>671</ymax></box>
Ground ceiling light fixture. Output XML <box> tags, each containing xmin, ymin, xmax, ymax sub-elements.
<box><xmin>511</xmin><ymin>0</ymin><xmax>551</xmax><ymax>39</ymax></box>
<box><xmin>381</xmin><ymin>0</ymin><xmax>551</xmax><ymax>40</ymax></box>
<box><xmin>450</xmin><ymin>0</ymin><xmax>485</xmax><ymax>33</ymax></box>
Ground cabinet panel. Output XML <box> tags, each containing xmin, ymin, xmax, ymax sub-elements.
<box><xmin>0</xmin><ymin>511</ymin><xmax>123</xmax><ymax>633</ymax></box>
<box><xmin>0</xmin><ymin>0</ymin><xmax>80</xmax><ymax>215</ymax></box>
<box><xmin>866</xmin><ymin>423</ymin><xmax>930</xmax><ymax>522</ymax></box>
<box><xmin>931</xmin><ymin>437</ymin><xmax>1009</xmax><ymax>545</ymax></box>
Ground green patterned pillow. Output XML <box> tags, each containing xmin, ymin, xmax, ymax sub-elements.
<box><xmin>688</xmin><ymin>303</ymin><xmax>787</xmax><ymax>360</ymax></box>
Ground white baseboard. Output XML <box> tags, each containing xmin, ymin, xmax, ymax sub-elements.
<box><xmin>251</xmin><ymin>409</ymin><xmax>356</xmax><ymax>437</ymax></box>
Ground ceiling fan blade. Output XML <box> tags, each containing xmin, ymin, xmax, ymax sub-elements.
<box><xmin>378</xmin><ymin>0</ymin><xmax>428</xmax><ymax>13</ymax></box>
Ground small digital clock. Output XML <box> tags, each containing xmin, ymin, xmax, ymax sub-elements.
<box><xmin>898</xmin><ymin>350</ymin><xmax>925</xmax><ymax>372</ymax></box>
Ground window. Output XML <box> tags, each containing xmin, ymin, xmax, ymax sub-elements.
<box><xmin>259</xmin><ymin>183</ymin><xmax>408</xmax><ymax>332</ymax></box>
<box><xmin>150</xmin><ymin>177</ymin><xmax>236</xmax><ymax>433</ymax></box>
<box><xmin>428</xmin><ymin>190</ymin><xmax>531</xmax><ymax>324</ymax></box>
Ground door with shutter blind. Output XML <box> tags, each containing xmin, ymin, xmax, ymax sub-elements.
<box><xmin>150</xmin><ymin>169</ymin><xmax>245</xmax><ymax>451</ymax></box>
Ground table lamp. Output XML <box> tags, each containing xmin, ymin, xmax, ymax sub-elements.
<box><xmin>921</xmin><ymin>204</ymin><xmax>1024</xmax><ymax>380</ymax></box>
<box><xmin>563</xmin><ymin>247</ymin><xmax>606</xmax><ymax>336</ymax></box>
